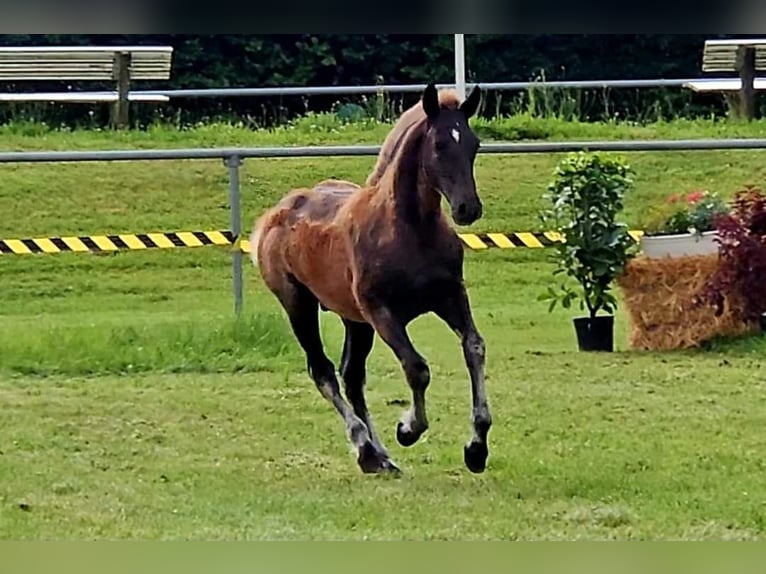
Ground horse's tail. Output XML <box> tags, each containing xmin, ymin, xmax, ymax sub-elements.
<box><xmin>248</xmin><ymin>189</ymin><xmax>307</xmax><ymax>268</ymax></box>
<box><xmin>248</xmin><ymin>214</ymin><xmax>267</xmax><ymax>267</ymax></box>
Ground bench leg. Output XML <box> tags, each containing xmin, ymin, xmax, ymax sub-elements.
<box><xmin>110</xmin><ymin>52</ymin><xmax>131</xmax><ymax>129</ymax></box>
<box><xmin>736</xmin><ymin>45</ymin><xmax>757</xmax><ymax>121</ymax></box>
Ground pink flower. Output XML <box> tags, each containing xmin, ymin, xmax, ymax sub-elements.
<box><xmin>687</xmin><ymin>190</ymin><xmax>706</xmax><ymax>204</ymax></box>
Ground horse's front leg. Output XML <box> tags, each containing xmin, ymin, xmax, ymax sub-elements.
<box><xmin>433</xmin><ymin>282</ymin><xmax>492</xmax><ymax>473</ymax></box>
<box><xmin>364</xmin><ymin>305</ymin><xmax>431</xmax><ymax>447</ymax></box>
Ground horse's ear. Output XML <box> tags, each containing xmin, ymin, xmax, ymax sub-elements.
<box><xmin>422</xmin><ymin>82</ymin><xmax>440</xmax><ymax>121</ymax></box>
<box><xmin>459</xmin><ymin>85</ymin><xmax>482</xmax><ymax>119</ymax></box>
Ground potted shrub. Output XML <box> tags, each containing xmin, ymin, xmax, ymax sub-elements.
<box><xmin>700</xmin><ymin>185</ymin><xmax>766</xmax><ymax>330</ymax></box>
<box><xmin>640</xmin><ymin>190</ymin><xmax>730</xmax><ymax>259</ymax></box>
<box><xmin>539</xmin><ymin>151</ymin><xmax>637</xmax><ymax>352</ymax></box>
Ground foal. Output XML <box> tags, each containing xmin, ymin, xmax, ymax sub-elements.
<box><xmin>250</xmin><ymin>84</ymin><xmax>491</xmax><ymax>474</ymax></box>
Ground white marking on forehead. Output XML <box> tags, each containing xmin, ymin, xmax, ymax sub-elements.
<box><xmin>451</xmin><ymin>128</ymin><xmax>460</xmax><ymax>143</ymax></box>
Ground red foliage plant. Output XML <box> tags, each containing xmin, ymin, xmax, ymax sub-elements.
<box><xmin>701</xmin><ymin>185</ymin><xmax>766</xmax><ymax>322</ymax></box>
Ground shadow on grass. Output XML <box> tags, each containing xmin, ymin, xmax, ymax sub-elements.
<box><xmin>696</xmin><ymin>327</ymin><xmax>766</xmax><ymax>356</ymax></box>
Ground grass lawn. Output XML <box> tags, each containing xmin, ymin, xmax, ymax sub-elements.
<box><xmin>2</xmin><ymin>115</ymin><xmax>766</xmax><ymax>540</ymax></box>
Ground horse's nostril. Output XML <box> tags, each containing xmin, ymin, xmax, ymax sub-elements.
<box><xmin>457</xmin><ymin>203</ymin><xmax>467</xmax><ymax>216</ymax></box>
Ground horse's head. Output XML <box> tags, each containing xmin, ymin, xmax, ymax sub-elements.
<box><xmin>421</xmin><ymin>83</ymin><xmax>483</xmax><ymax>226</ymax></box>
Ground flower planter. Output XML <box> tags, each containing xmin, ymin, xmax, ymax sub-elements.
<box><xmin>640</xmin><ymin>231</ymin><xmax>718</xmax><ymax>259</ymax></box>
<box><xmin>573</xmin><ymin>315</ymin><xmax>614</xmax><ymax>352</ymax></box>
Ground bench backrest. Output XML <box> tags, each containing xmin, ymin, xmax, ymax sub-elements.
<box><xmin>0</xmin><ymin>46</ymin><xmax>173</xmax><ymax>81</ymax></box>
<box><xmin>703</xmin><ymin>39</ymin><xmax>766</xmax><ymax>73</ymax></box>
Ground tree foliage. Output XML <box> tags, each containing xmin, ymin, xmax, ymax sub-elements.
<box><xmin>0</xmin><ymin>34</ymin><xmax>752</xmax><ymax>126</ymax></box>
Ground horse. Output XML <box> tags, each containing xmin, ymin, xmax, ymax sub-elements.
<box><xmin>249</xmin><ymin>83</ymin><xmax>491</xmax><ymax>474</ymax></box>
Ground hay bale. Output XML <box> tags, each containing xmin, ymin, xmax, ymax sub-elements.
<box><xmin>617</xmin><ymin>254</ymin><xmax>755</xmax><ymax>351</ymax></box>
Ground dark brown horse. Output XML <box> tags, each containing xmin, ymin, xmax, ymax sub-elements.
<box><xmin>249</xmin><ymin>83</ymin><xmax>490</xmax><ymax>474</ymax></box>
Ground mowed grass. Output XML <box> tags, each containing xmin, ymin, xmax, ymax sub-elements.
<box><xmin>2</xmin><ymin>116</ymin><xmax>766</xmax><ymax>540</ymax></box>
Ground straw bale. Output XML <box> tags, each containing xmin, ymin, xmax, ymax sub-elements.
<box><xmin>617</xmin><ymin>254</ymin><xmax>756</xmax><ymax>350</ymax></box>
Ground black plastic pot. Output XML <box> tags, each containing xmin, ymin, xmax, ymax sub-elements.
<box><xmin>573</xmin><ymin>315</ymin><xmax>614</xmax><ymax>352</ymax></box>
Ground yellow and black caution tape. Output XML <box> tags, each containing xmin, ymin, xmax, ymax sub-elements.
<box><xmin>457</xmin><ymin>230</ymin><xmax>644</xmax><ymax>250</ymax></box>
<box><xmin>0</xmin><ymin>229</ymin><xmax>645</xmax><ymax>255</ymax></box>
<box><xmin>0</xmin><ymin>231</ymin><xmax>233</xmax><ymax>255</ymax></box>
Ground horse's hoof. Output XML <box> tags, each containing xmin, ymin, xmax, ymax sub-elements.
<box><xmin>358</xmin><ymin>442</ymin><xmax>401</xmax><ymax>474</ymax></box>
<box><xmin>380</xmin><ymin>458</ymin><xmax>402</xmax><ymax>475</ymax></box>
<box><xmin>463</xmin><ymin>440</ymin><xmax>488</xmax><ymax>473</ymax></box>
<box><xmin>396</xmin><ymin>421</ymin><xmax>422</xmax><ymax>447</ymax></box>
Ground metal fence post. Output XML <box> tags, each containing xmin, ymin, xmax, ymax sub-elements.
<box><xmin>225</xmin><ymin>155</ymin><xmax>244</xmax><ymax>316</ymax></box>
<box><xmin>454</xmin><ymin>34</ymin><xmax>466</xmax><ymax>102</ymax></box>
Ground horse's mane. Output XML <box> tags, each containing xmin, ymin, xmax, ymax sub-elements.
<box><xmin>365</xmin><ymin>89</ymin><xmax>463</xmax><ymax>188</ymax></box>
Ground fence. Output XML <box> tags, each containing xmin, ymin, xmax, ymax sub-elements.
<box><xmin>4</xmin><ymin>137</ymin><xmax>766</xmax><ymax>315</ymax></box>
<box><xmin>135</xmin><ymin>79</ymin><xmax>704</xmax><ymax>100</ymax></box>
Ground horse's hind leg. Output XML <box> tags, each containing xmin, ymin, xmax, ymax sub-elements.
<box><xmin>433</xmin><ymin>282</ymin><xmax>491</xmax><ymax>473</ymax></box>
<box><xmin>279</xmin><ymin>278</ymin><xmax>399</xmax><ymax>474</ymax></box>
<box><xmin>364</xmin><ymin>306</ymin><xmax>430</xmax><ymax>448</ymax></box>
<box><xmin>339</xmin><ymin>319</ymin><xmax>389</xmax><ymax>457</ymax></box>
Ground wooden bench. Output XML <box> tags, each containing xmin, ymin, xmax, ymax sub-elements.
<box><xmin>0</xmin><ymin>46</ymin><xmax>173</xmax><ymax>127</ymax></box>
<box><xmin>683</xmin><ymin>38</ymin><xmax>766</xmax><ymax>120</ymax></box>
